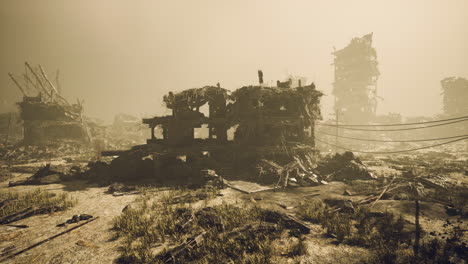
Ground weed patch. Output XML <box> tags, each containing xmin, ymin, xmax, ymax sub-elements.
<box><xmin>0</xmin><ymin>189</ymin><xmax>76</xmax><ymax>220</ymax></box>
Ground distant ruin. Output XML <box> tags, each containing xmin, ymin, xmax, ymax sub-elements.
<box><xmin>9</xmin><ymin>62</ymin><xmax>89</xmax><ymax>145</ymax></box>
<box><xmin>332</xmin><ymin>33</ymin><xmax>380</xmax><ymax>124</ymax></box>
<box><xmin>18</xmin><ymin>95</ymin><xmax>87</xmax><ymax>144</ymax></box>
<box><xmin>441</xmin><ymin>77</ymin><xmax>468</xmax><ymax>117</ymax></box>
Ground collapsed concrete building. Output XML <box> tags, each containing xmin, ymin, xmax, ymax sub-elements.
<box><xmin>9</xmin><ymin>63</ymin><xmax>89</xmax><ymax>145</ymax></box>
<box><xmin>332</xmin><ymin>33</ymin><xmax>380</xmax><ymax>124</ymax></box>
<box><xmin>18</xmin><ymin>95</ymin><xmax>88</xmax><ymax>144</ymax></box>
<box><xmin>101</xmin><ymin>72</ymin><xmax>323</xmax><ymax>184</ymax></box>
<box><xmin>441</xmin><ymin>77</ymin><xmax>468</xmax><ymax>117</ymax></box>
<box><xmin>440</xmin><ymin>77</ymin><xmax>468</xmax><ymax>141</ymax></box>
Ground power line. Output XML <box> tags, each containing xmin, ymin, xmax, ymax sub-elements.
<box><xmin>316</xmin><ymin>131</ymin><xmax>468</xmax><ymax>143</ymax></box>
<box><xmin>316</xmin><ymin>118</ymin><xmax>468</xmax><ymax>132</ymax></box>
<box><xmin>317</xmin><ymin>115</ymin><xmax>468</xmax><ymax>127</ymax></box>
<box><xmin>315</xmin><ymin>136</ymin><xmax>468</xmax><ymax>154</ymax></box>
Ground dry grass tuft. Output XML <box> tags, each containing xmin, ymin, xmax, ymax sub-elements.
<box><xmin>112</xmin><ymin>189</ymin><xmax>300</xmax><ymax>263</ymax></box>
<box><xmin>0</xmin><ymin>189</ymin><xmax>76</xmax><ymax>219</ymax></box>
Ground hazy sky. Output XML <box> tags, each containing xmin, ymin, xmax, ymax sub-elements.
<box><xmin>1</xmin><ymin>0</ymin><xmax>467</xmax><ymax>122</ymax></box>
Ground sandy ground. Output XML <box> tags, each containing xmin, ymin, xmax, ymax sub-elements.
<box><xmin>0</xmin><ymin>174</ymin><xmax>375</xmax><ymax>264</ymax></box>
<box><xmin>0</xmin><ymin>178</ymin><xmax>136</xmax><ymax>264</ymax></box>
<box><xmin>0</xmin><ymin>169</ymin><xmax>466</xmax><ymax>263</ymax></box>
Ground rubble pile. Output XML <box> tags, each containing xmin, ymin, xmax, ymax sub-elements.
<box><xmin>0</xmin><ymin>142</ymin><xmax>91</xmax><ymax>164</ymax></box>
<box><xmin>317</xmin><ymin>151</ymin><xmax>376</xmax><ymax>182</ymax></box>
<box><xmin>256</xmin><ymin>151</ymin><xmax>323</xmax><ymax>187</ymax></box>
<box><xmin>9</xmin><ymin>164</ymin><xmax>64</xmax><ymax>186</ymax></box>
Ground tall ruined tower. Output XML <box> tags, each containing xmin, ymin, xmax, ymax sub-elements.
<box><xmin>332</xmin><ymin>33</ymin><xmax>380</xmax><ymax>124</ymax></box>
<box><xmin>441</xmin><ymin>77</ymin><xmax>468</xmax><ymax>117</ymax></box>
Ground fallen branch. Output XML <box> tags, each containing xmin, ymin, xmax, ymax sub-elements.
<box><xmin>370</xmin><ymin>177</ymin><xmax>396</xmax><ymax>208</ymax></box>
<box><xmin>160</xmin><ymin>231</ymin><xmax>207</xmax><ymax>263</ymax></box>
<box><xmin>225</xmin><ymin>183</ymin><xmax>251</xmax><ymax>194</ymax></box>
<box><xmin>263</xmin><ymin>211</ymin><xmax>310</xmax><ymax>234</ymax></box>
<box><xmin>5</xmin><ymin>224</ymin><xmax>28</xmax><ymax>229</ymax></box>
<box><xmin>0</xmin><ymin>206</ymin><xmax>61</xmax><ymax>224</ymax></box>
<box><xmin>0</xmin><ymin>216</ymin><xmax>99</xmax><ymax>262</ymax></box>
<box><xmin>159</xmin><ymin>222</ymin><xmax>278</xmax><ymax>263</ymax></box>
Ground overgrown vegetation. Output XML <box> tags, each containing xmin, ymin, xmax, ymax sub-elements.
<box><xmin>0</xmin><ymin>189</ymin><xmax>76</xmax><ymax>219</ymax></box>
<box><xmin>367</xmin><ymin>223</ymin><xmax>467</xmax><ymax>264</ymax></box>
<box><xmin>297</xmin><ymin>198</ymin><xmax>405</xmax><ymax>246</ymax></box>
<box><xmin>112</xmin><ymin>189</ymin><xmax>305</xmax><ymax>264</ymax></box>
<box><xmin>296</xmin><ymin>198</ymin><xmax>467</xmax><ymax>264</ymax></box>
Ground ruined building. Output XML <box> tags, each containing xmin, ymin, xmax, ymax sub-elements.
<box><xmin>102</xmin><ymin>72</ymin><xmax>323</xmax><ymax>183</ymax></box>
<box><xmin>440</xmin><ymin>77</ymin><xmax>468</xmax><ymax>139</ymax></box>
<box><xmin>441</xmin><ymin>77</ymin><xmax>468</xmax><ymax>117</ymax></box>
<box><xmin>9</xmin><ymin>63</ymin><xmax>88</xmax><ymax>144</ymax></box>
<box><xmin>332</xmin><ymin>33</ymin><xmax>380</xmax><ymax>124</ymax></box>
<box><xmin>143</xmin><ymin>71</ymin><xmax>322</xmax><ymax>164</ymax></box>
<box><xmin>18</xmin><ymin>96</ymin><xmax>87</xmax><ymax>144</ymax></box>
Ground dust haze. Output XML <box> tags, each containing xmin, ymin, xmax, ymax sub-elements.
<box><xmin>1</xmin><ymin>0</ymin><xmax>467</xmax><ymax>121</ymax></box>
<box><xmin>1</xmin><ymin>2</ymin><xmax>468</xmax><ymax>264</ymax></box>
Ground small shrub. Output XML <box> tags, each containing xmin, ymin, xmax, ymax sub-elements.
<box><xmin>288</xmin><ymin>237</ymin><xmax>307</xmax><ymax>256</ymax></box>
<box><xmin>296</xmin><ymin>198</ymin><xmax>326</xmax><ymax>223</ymax></box>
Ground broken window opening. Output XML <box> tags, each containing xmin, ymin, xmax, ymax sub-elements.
<box><xmin>227</xmin><ymin>124</ymin><xmax>239</xmax><ymax>141</ymax></box>
<box><xmin>154</xmin><ymin>125</ymin><xmax>164</xmax><ymax>139</ymax></box>
<box><xmin>199</xmin><ymin>103</ymin><xmax>209</xmax><ymax>118</ymax></box>
<box><xmin>194</xmin><ymin>124</ymin><xmax>210</xmax><ymax>139</ymax></box>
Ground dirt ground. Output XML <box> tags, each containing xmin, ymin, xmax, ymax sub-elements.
<box><xmin>0</xmin><ymin>153</ymin><xmax>467</xmax><ymax>263</ymax></box>
<box><xmin>0</xmin><ymin>179</ymin><xmax>370</xmax><ymax>263</ymax></box>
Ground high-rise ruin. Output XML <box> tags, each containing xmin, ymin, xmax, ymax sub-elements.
<box><xmin>332</xmin><ymin>33</ymin><xmax>380</xmax><ymax>124</ymax></box>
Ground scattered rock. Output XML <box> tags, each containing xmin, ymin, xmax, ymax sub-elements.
<box><xmin>107</xmin><ymin>183</ymin><xmax>136</xmax><ymax>194</ymax></box>
<box><xmin>57</xmin><ymin>214</ymin><xmax>94</xmax><ymax>227</ymax></box>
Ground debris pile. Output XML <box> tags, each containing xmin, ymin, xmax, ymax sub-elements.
<box><xmin>256</xmin><ymin>151</ymin><xmax>323</xmax><ymax>188</ymax></box>
<box><xmin>0</xmin><ymin>142</ymin><xmax>90</xmax><ymax>164</ymax></box>
<box><xmin>317</xmin><ymin>151</ymin><xmax>376</xmax><ymax>182</ymax></box>
<box><xmin>9</xmin><ymin>164</ymin><xmax>63</xmax><ymax>186</ymax></box>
